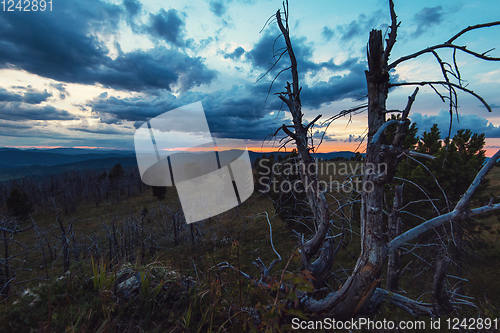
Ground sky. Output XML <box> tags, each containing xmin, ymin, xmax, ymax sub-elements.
<box><xmin>1</xmin><ymin>0</ymin><xmax>500</xmax><ymax>156</ymax></box>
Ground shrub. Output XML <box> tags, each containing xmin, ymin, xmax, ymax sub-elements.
<box><xmin>6</xmin><ymin>188</ymin><xmax>33</xmax><ymax>217</ymax></box>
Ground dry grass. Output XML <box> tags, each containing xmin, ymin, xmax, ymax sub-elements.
<box><xmin>1</xmin><ymin>162</ymin><xmax>499</xmax><ymax>331</ymax></box>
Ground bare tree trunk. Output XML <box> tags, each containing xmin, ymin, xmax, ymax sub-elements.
<box><xmin>387</xmin><ymin>185</ymin><xmax>403</xmax><ymax>291</ymax></box>
<box><xmin>141</xmin><ymin>216</ymin><xmax>145</xmax><ymax>265</ymax></box>
<box><xmin>174</xmin><ymin>216</ymin><xmax>178</xmax><ymax>246</ymax></box>
<box><xmin>35</xmin><ymin>224</ymin><xmax>50</xmax><ymax>280</ymax></box>
<box><xmin>3</xmin><ymin>230</ymin><xmax>10</xmax><ymax>297</ymax></box>
<box><xmin>112</xmin><ymin>220</ymin><xmax>118</xmax><ymax>262</ymax></box>
<box><xmin>57</xmin><ymin>216</ymin><xmax>70</xmax><ymax>273</ymax></box>
<box><xmin>274</xmin><ymin>3</ymin><xmax>332</xmax><ymax>275</ymax></box>
<box><xmin>190</xmin><ymin>224</ymin><xmax>195</xmax><ymax>249</ymax></box>
<box><xmin>303</xmin><ymin>28</ymin><xmax>397</xmax><ymax>319</ymax></box>
<box><xmin>432</xmin><ymin>257</ymin><xmax>453</xmax><ymax>314</ymax></box>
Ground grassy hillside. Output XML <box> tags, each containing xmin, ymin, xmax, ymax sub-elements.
<box><xmin>0</xmin><ymin>162</ymin><xmax>498</xmax><ymax>332</ymax></box>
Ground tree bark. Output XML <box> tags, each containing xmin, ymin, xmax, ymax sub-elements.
<box><xmin>387</xmin><ymin>185</ymin><xmax>403</xmax><ymax>292</ymax></box>
<box><xmin>275</xmin><ymin>7</ymin><xmax>332</xmax><ymax>273</ymax></box>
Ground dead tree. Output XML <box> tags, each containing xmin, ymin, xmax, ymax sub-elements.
<box><xmin>386</xmin><ymin>185</ymin><xmax>402</xmax><ymax>292</ymax></box>
<box><xmin>0</xmin><ymin>217</ymin><xmax>34</xmax><ymax>298</ymax></box>
<box><xmin>56</xmin><ymin>215</ymin><xmax>70</xmax><ymax>273</ymax></box>
<box><xmin>247</xmin><ymin>0</ymin><xmax>500</xmax><ymax>319</ymax></box>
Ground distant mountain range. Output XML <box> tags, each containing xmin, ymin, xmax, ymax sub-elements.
<box><xmin>247</xmin><ymin>150</ymin><xmax>357</xmax><ymax>162</ymax></box>
<box><xmin>0</xmin><ymin>148</ymin><xmax>136</xmax><ymax>167</ymax></box>
<box><xmin>0</xmin><ymin>148</ymin><xmax>359</xmax><ymax>182</ymax></box>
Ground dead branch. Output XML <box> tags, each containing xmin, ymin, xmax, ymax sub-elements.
<box><xmin>252</xmin><ymin>211</ymin><xmax>282</xmax><ymax>280</ymax></box>
<box><xmin>388</xmin><ymin>21</ymin><xmax>500</xmax><ymax>71</ymax></box>
<box><xmin>305</xmin><ymin>114</ymin><xmax>322</xmax><ymax>131</ymax></box>
<box><xmin>401</xmin><ymin>150</ymin><xmax>436</xmax><ymax>160</ymax></box>
<box><xmin>446</xmin><ymin>21</ymin><xmax>500</xmax><ymax>44</ymax></box>
<box><xmin>389</xmin><ymin>81</ymin><xmax>493</xmax><ymax>112</ymax></box>
<box><xmin>383</xmin><ymin>0</ymin><xmax>399</xmax><ymax>62</ymax></box>
<box><xmin>388</xmin><ymin>149</ymin><xmax>500</xmax><ymax>251</ymax></box>
<box><xmin>387</xmin><ymin>185</ymin><xmax>403</xmax><ymax>292</ymax></box>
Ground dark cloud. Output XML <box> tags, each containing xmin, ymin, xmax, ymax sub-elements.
<box><xmin>186</xmin><ymin>37</ymin><xmax>214</xmax><ymax>52</ymax></box>
<box><xmin>68</xmin><ymin>126</ymin><xmax>132</xmax><ymax>135</ymax></box>
<box><xmin>0</xmin><ymin>122</ymin><xmax>134</xmax><ymax>149</ymax></box>
<box><xmin>99</xmin><ymin>116</ymin><xmax>123</xmax><ymax>125</ymax></box>
<box><xmin>0</xmin><ymin>121</ymin><xmax>32</xmax><ymax>129</ymax></box>
<box><xmin>246</xmin><ymin>28</ymin><xmax>292</xmax><ymax>72</ymax></box>
<box><xmin>480</xmin><ymin>103</ymin><xmax>500</xmax><ymax>109</ymax></box>
<box><xmin>312</xmin><ymin>130</ymin><xmax>334</xmax><ymax>141</ymax></box>
<box><xmin>321</xmin><ymin>26</ymin><xmax>334</xmax><ymax>42</ymax></box>
<box><xmin>247</xmin><ymin>27</ymin><xmax>361</xmax><ymax>83</ymax></box>
<box><xmin>246</xmin><ymin>28</ymin><xmax>368</xmax><ymax>108</ymax></box>
<box><xmin>208</xmin><ymin>0</ymin><xmax>258</xmax><ymax>18</ymax></box>
<box><xmin>106</xmin><ymin>47</ymin><xmax>217</xmax><ymax>92</ymax></box>
<box><xmin>0</xmin><ymin>103</ymin><xmax>77</xmax><ymax>121</ymax></box>
<box><xmin>307</xmin><ymin>61</ymin><xmax>367</xmax><ymax>107</ymax></box>
<box><xmin>88</xmin><ymin>84</ymin><xmax>288</xmax><ymax>140</ymax></box>
<box><xmin>0</xmin><ymin>89</ymin><xmax>26</xmax><ymax>103</ymax></box>
<box><xmin>49</xmin><ymin>83</ymin><xmax>69</xmax><ymax>100</ymax></box>
<box><xmin>335</xmin><ymin>10</ymin><xmax>385</xmax><ymax>41</ymax></box>
<box><xmin>412</xmin><ymin>6</ymin><xmax>444</xmax><ymax>38</ymax></box>
<box><xmin>124</xmin><ymin>0</ymin><xmax>141</xmax><ymax>15</ymax></box>
<box><xmin>210</xmin><ymin>1</ymin><xmax>227</xmax><ymax>17</ymax></box>
<box><xmin>223</xmin><ymin>46</ymin><xmax>245</xmax><ymax>60</ymax></box>
<box><xmin>343</xmin><ymin>134</ymin><xmax>364</xmax><ymax>143</ymax></box>
<box><xmin>133</xmin><ymin>121</ymin><xmax>145</xmax><ymax>129</ymax></box>
<box><xmin>201</xmin><ymin>85</ymin><xmax>287</xmax><ymax>140</ymax></box>
<box><xmin>0</xmin><ymin>0</ymin><xmax>216</xmax><ymax>92</ymax></box>
<box><xmin>124</xmin><ymin>0</ymin><xmax>142</xmax><ymax>26</ymax></box>
<box><xmin>410</xmin><ymin>110</ymin><xmax>500</xmax><ymax>138</ymax></box>
<box><xmin>88</xmin><ymin>92</ymin><xmax>197</xmax><ymax>123</ymax></box>
<box><xmin>89</xmin><ymin>51</ymin><xmax>366</xmax><ymax>141</ymax></box>
<box><xmin>0</xmin><ymin>128</ymin><xmax>58</xmax><ymax>138</ymax></box>
<box><xmin>23</xmin><ymin>89</ymin><xmax>53</xmax><ymax>104</ymax></box>
<box><xmin>145</xmin><ymin>9</ymin><xmax>186</xmax><ymax>47</ymax></box>
<box><xmin>0</xmin><ymin>88</ymin><xmax>52</xmax><ymax>104</ymax></box>
<box><xmin>73</xmin><ymin>103</ymin><xmax>88</xmax><ymax>112</ymax></box>
<box><xmin>0</xmin><ymin>1</ymin><xmax>373</xmax><ymax>144</ymax></box>
<box><xmin>89</xmin><ymin>62</ymin><xmax>366</xmax><ymax>142</ymax></box>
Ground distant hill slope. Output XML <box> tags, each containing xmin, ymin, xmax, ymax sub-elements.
<box><xmin>0</xmin><ymin>157</ymin><xmax>137</xmax><ymax>182</ymax></box>
<box><xmin>0</xmin><ymin>148</ymin><xmax>361</xmax><ymax>182</ymax></box>
<box><xmin>248</xmin><ymin>151</ymin><xmax>358</xmax><ymax>161</ymax></box>
<box><xmin>0</xmin><ymin>148</ymin><xmax>135</xmax><ymax>167</ymax></box>
<box><xmin>35</xmin><ymin>148</ymin><xmax>136</xmax><ymax>156</ymax></box>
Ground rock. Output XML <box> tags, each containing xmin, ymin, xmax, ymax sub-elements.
<box><xmin>115</xmin><ymin>272</ymin><xmax>141</xmax><ymax>300</ymax></box>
